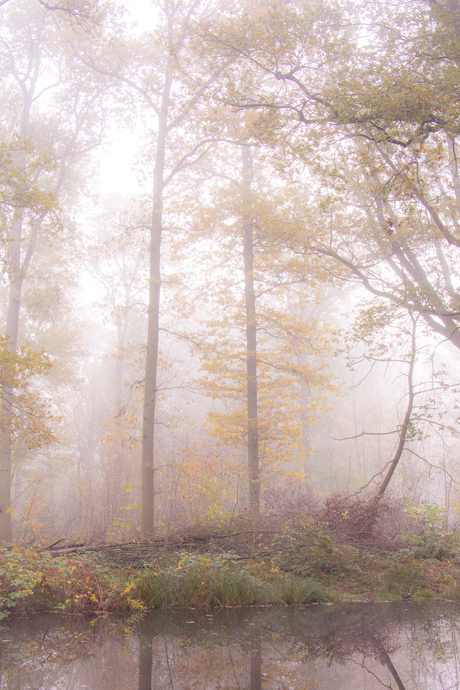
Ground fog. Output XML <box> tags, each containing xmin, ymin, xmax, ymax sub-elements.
<box><xmin>0</xmin><ymin>0</ymin><xmax>459</xmax><ymax>542</ymax></box>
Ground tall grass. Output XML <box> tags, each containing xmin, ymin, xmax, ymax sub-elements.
<box><xmin>133</xmin><ymin>553</ymin><xmax>332</xmax><ymax>608</ymax></box>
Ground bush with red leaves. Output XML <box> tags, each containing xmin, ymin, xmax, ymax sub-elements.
<box><xmin>316</xmin><ymin>493</ymin><xmax>398</xmax><ymax>545</ymax></box>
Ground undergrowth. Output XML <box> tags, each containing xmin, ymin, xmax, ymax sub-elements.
<box><xmin>134</xmin><ymin>552</ymin><xmax>331</xmax><ymax>607</ymax></box>
<box><xmin>2</xmin><ymin>497</ymin><xmax>460</xmax><ymax>617</ymax></box>
<box><xmin>0</xmin><ymin>548</ymin><xmax>137</xmax><ymax>618</ymax></box>
<box><xmin>0</xmin><ymin>547</ymin><xmax>331</xmax><ymax>618</ymax></box>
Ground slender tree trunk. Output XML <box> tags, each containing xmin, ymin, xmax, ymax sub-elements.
<box><xmin>376</xmin><ymin>315</ymin><xmax>417</xmax><ymax>497</ymax></box>
<box><xmin>0</xmin><ymin>388</ymin><xmax>13</xmax><ymax>542</ymax></box>
<box><xmin>0</xmin><ymin>211</ymin><xmax>23</xmax><ymax>542</ymax></box>
<box><xmin>241</xmin><ymin>145</ymin><xmax>260</xmax><ymax>509</ymax></box>
<box><xmin>290</xmin><ymin>301</ymin><xmax>311</xmax><ymax>483</ymax></box>
<box><xmin>299</xmin><ymin>372</ymin><xmax>311</xmax><ymax>480</ymax></box>
<box><xmin>140</xmin><ymin>63</ymin><xmax>172</xmax><ymax>537</ymax></box>
<box><xmin>250</xmin><ymin>633</ymin><xmax>262</xmax><ymax>690</ymax></box>
<box><xmin>140</xmin><ymin>195</ymin><xmax>162</xmax><ymax>536</ymax></box>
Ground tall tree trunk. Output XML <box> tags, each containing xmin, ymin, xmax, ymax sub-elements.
<box><xmin>299</xmin><ymin>370</ymin><xmax>311</xmax><ymax>481</ymax></box>
<box><xmin>140</xmin><ymin>62</ymin><xmax>172</xmax><ymax>537</ymax></box>
<box><xmin>0</xmin><ymin>207</ymin><xmax>24</xmax><ymax>542</ymax></box>
<box><xmin>241</xmin><ymin>145</ymin><xmax>260</xmax><ymax>509</ymax></box>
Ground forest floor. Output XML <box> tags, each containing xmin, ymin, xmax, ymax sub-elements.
<box><xmin>2</xmin><ymin>498</ymin><xmax>460</xmax><ymax>618</ymax></box>
<box><xmin>118</xmin><ymin>510</ymin><xmax>460</xmax><ymax>604</ymax></box>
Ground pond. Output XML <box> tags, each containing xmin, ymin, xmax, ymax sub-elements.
<box><xmin>2</xmin><ymin>602</ymin><xmax>460</xmax><ymax>688</ymax></box>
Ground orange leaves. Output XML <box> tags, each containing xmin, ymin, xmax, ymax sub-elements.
<box><xmin>0</xmin><ymin>336</ymin><xmax>57</xmax><ymax>452</ymax></box>
<box><xmin>196</xmin><ymin>297</ymin><xmax>336</xmax><ymax>449</ymax></box>
<box><xmin>162</xmin><ymin>441</ymin><xmax>240</xmax><ymax>523</ymax></box>
<box><xmin>0</xmin><ymin>136</ymin><xmax>62</xmax><ymax>245</ymax></box>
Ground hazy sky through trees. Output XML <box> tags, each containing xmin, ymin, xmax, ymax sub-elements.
<box><xmin>0</xmin><ymin>0</ymin><xmax>459</xmax><ymax>541</ymax></box>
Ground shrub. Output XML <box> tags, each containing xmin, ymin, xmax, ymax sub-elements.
<box><xmin>317</xmin><ymin>494</ymin><xmax>388</xmax><ymax>542</ymax></box>
<box><xmin>0</xmin><ymin>548</ymin><xmax>44</xmax><ymax>619</ymax></box>
<box><xmin>0</xmin><ymin>548</ymin><xmax>136</xmax><ymax>618</ymax></box>
<box><xmin>402</xmin><ymin>503</ymin><xmax>460</xmax><ymax>560</ymax></box>
<box><xmin>273</xmin><ymin>518</ymin><xmax>341</xmax><ymax>579</ymax></box>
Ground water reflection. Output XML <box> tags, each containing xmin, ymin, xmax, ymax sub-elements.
<box><xmin>1</xmin><ymin>602</ymin><xmax>459</xmax><ymax>688</ymax></box>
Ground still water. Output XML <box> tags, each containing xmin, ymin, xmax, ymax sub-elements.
<box><xmin>2</xmin><ymin>602</ymin><xmax>460</xmax><ymax>689</ymax></box>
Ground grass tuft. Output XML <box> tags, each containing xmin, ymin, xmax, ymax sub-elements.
<box><xmin>133</xmin><ymin>553</ymin><xmax>332</xmax><ymax>608</ymax></box>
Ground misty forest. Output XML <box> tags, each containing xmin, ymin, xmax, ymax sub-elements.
<box><xmin>2</xmin><ymin>0</ymin><xmax>460</xmax><ymax>609</ymax></box>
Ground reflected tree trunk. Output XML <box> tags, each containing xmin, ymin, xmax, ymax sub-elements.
<box><xmin>138</xmin><ymin>639</ymin><xmax>153</xmax><ymax>690</ymax></box>
<box><xmin>250</xmin><ymin>633</ymin><xmax>262</xmax><ymax>690</ymax></box>
<box><xmin>375</xmin><ymin>641</ymin><xmax>407</xmax><ymax>690</ymax></box>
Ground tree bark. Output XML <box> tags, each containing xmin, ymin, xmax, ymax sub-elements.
<box><xmin>140</xmin><ymin>58</ymin><xmax>172</xmax><ymax>537</ymax></box>
<box><xmin>241</xmin><ymin>145</ymin><xmax>260</xmax><ymax>509</ymax></box>
<box><xmin>0</xmin><ymin>214</ymin><xmax>22</xmax><ymax>542</ymax></box>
